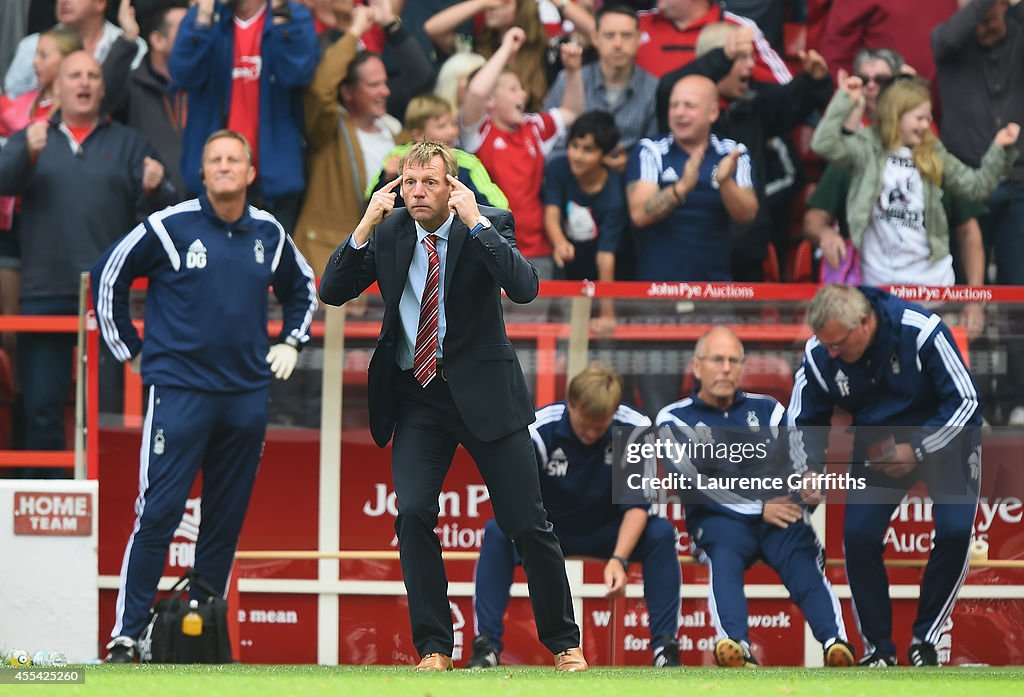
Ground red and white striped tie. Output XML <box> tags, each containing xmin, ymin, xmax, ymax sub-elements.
<box><xmin>413</xmin><ymin>234</ymin><xmax>440</xmax><ymax>387</ymax></box>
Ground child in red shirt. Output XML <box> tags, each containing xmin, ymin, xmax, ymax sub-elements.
<box><xmin>459</xmin><ymin>27</ymin><xmax>584</xmax><ymax>277</ymax></box>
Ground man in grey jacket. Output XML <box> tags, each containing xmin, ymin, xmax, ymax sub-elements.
<box><xmin>103</xmin><ymin>0</ymin><xmax>189</xmax><ymax>199</ymax></box>
<box><xmin>0</xmin><ymin>51</ymin><xmax>174</xmax><ymax>475</ymax></box>
<box><xmin>933</xmin><ymin>0</ymin><xmax>1024</xmax><ymax>425</ymax></box>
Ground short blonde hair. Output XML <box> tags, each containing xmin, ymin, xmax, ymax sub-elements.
<box><xmin>567</xmin><ymin>364</ymin><xmax>622</xmax><ymax>417</ymax></box>
<box><xmin>399</xmin><ymin>140</ymin><xmax>458</xmax><ymax>178</ymax></box>
<box><xmin>202</xmin><ymin>129</ymin><xmax>253</xmax><ymax>164</ymax></box>
<box><xmin>404</xmin><ymin>94</ymin><xmax>455</xmax><ymax>133</ymax></box>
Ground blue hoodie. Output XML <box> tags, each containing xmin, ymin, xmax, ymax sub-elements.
<box><xmin>169</xmin><ymin>1</ymin><xmax>318</xmax><ymax>199</ymax></box>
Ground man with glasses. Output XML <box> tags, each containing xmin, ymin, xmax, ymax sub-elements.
<box><xmin>788</xmin><ymin>284</ymin><xmax>982</xmax><ymax>667</ymax></box>
<box><xmin>655</xmin><ymin>326</ymin><xmax>854</xmax><ymax>667</ymax></box>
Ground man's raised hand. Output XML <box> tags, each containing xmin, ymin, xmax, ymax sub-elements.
<box><xmin>142</xmin><ymin>157</ymin><xmax>164</xmax><ymax>194</ymax></box>
<box><xmin>367</xmin><ymin>175</ymin><xmax>401</xmax><ymax>226</ymax></box>
<box><xmin>26</xmin><ymin>121</ymin><xmax>49</xmax><ymax>159</ymax></box>
<box><xmin>716</xmin><ymin>149</ymin><xmax>742</xmax><ymax>184</ymax></box>
<box><xmin>447</xmin><ymin>173</ymin><xmax>482</xmax><ymax>228</ymax></box>
<box><xmin>353</xmin><ymin>175</ymin><xmax>402</xmax><ymax>246</ymax></box>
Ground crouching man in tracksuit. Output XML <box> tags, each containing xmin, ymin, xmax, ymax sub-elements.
<box><xmin>789</xmin><ymin>285</ymin><xmax>982</xmax><ymax>667</ymax></box>
<box><xmin>656</xmin><ymin>327</ymin><xmax>854</xmax><ymax>668</ymax></box>
<box><xmin>92</xmin><ymin>130</ymin><xmax>318</xmax><ymax>662</ymax></box>
<box><xmin>466</xmin><ymin>364</ymin><xmax>683</xmax><ymax>668</ymax></box>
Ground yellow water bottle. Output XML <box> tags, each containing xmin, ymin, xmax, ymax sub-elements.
<box><xmin>181</xmin><ymin>600</ymin><xmax>203</xmax><ymax>637</ymax></box>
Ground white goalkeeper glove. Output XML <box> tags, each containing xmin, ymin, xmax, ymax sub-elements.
<box><xmin>266</xmin><ymin>343</ymin><xmax>299</xmax><ymax>380</ymax></box>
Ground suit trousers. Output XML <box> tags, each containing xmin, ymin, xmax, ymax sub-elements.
<box><xmin>391</xmin><ymin>369</ymin><xmax>580</xmax><ymax>658</ymax></box>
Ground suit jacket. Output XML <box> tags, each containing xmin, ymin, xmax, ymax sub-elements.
<box><xmin>319</xmin><ymin>206</ymin><xmax>539</xmax><ymax>447</ymax></box>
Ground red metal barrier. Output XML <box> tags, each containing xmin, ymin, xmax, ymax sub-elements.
<box><xmin>0</xmin><ymin>315</ymin><xmax>80</xmax><ymax>472</ymax></box>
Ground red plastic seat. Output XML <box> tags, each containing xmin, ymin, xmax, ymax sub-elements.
<box><xmin>790</xmin><ymin>239</ymin><xmax>817</xmax><ymax>284</ymax></box>
<box><xmin>763</xmin><ymin>244</ymin><xmax>782</xmax><ymax>284</ymax></box>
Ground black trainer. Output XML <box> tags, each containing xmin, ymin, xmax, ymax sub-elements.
<box><xmin>908</xmin><ymin>642</ymin><xmax>939</xmax><ymax>667</ymax></box>
<box><xmin>466</xmin><ymin>635</ymin><xmax>500</xmax><ymax>669</ymax></box>
<box><xmin>652</xmin><ymin>638</ymin><xmax>681</xmax><ymax>667</ymax></box>
<box><xmin>858</xmin><ymin>652</ymin><xmax>897</xmax><ymax>667</ymax></box>
<box><xmin>104</xmin><ymin>636</ymin><xmax>135</xmax><ymax>664</ymax></box>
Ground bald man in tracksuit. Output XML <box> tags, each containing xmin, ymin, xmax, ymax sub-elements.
<box><xmin>789</xmin><ymin>285</ymin><xmax>982</xmax><ymax>667</ymax></box>
<box><xmin>91</xmin><ymin>130</ymin><xmax>318</xmax><ymax>663</ymax></box>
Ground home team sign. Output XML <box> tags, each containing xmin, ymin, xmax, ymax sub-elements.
<box><xmin>13</xmin><ymin>491</ymin><xmax>93</xmax><ymax>536</ymax></box>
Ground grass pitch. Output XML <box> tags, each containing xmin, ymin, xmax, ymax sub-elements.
<box><xmin>10</xmin><ymin>665</ymin><xmax>1024</xmax><ymax>697</ymax></box>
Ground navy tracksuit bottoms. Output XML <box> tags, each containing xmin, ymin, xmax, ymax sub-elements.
<box><xmin>111</xmin><ymin>384</ymin><xmax>268</xmax><ymax>640</ymax></box>
<box><xmin>688</xmin><ymin>507</ymin><xmax>847</xmax><ymax>646</ymax></box>
<box><xmin>473</xmin><ymin>514</ymin><xmax>681</xmax><ymax>653</ymax></box>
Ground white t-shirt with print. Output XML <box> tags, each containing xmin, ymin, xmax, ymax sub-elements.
<box><xmin>860</xmin><ymin>146</ymin><xmax>954</xmax><ymax>287</ymax></box>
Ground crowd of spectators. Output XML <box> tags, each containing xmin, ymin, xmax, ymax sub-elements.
<box><xmin>0</xmin><ymin>0</ymin><xmax>1022</xmax><ymax>463</ymax></box>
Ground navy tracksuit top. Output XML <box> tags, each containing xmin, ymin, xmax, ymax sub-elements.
<box><xmin>656</xmin><ymin>391</ymin><xmax>790</xmax><ymax>518</ymax></box>
<box><xmin>788</xmin><ymin>286</ymin><xmax>980</xmax><ymax>470</ymax></box>
<box><xmin>91</xmin><ymin>195</ymin><xmax>318</xmax><ymax>392</ymax></box>
<box><xmin>530</xmin><ymin>402</ymin><xmax>652</xmax><ymax>534</ymax></box>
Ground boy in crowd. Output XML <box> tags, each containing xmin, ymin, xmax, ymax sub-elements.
<box><xmin>367</xmin><ymin>93</ymin><xmax>507</xmax><ymax>209</ymax></box>
<box><xmin>459</xmin><ymin>26</ymin><xmax>584</xmax><ymax>279</ymax></box>
<box><xmin>543</xmin><ymin>109</ymin><xmax>625</xmax><ymax>334</ymax></box>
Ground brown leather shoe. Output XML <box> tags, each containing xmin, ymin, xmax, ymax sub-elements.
<box><xmin>415</xmin><ymin>653</ymin><xmax>454</xmax><ymax>671</ymax></box>
<box><xmin>553</xmin><ymin>647</ymin><xmax>589</xmax><ymax>672</ymax></box>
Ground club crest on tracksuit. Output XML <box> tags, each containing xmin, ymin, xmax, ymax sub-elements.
<box><xmin>254</xmin><ymin>239</ymin><xmax>265</xmax><ymax>264</ymax></box>
<box><xmin>746</xmin><ymin>410</ymin><xmax>760</xmax><ymax>432</ymax></box>
<box><xmin>153</xmin><ymin>428</ymin><xmax>166</xmax><ymax>455</ymax></box>
<box><xmin>834</xmin><ymin>369</ymin><xmax>850</xmax><ymax>397</ymax></box>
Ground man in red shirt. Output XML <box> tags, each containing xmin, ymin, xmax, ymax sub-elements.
<box><xmin>170</xmin><ymin>0</ymin><xmax>318</xmax><ymax>234</ymax></box>
<box><xmin>820</xmin><ymin>0</ymin><xmax>959</xmax><ymax>81</ymax></box>
<box><xmin>636</xmin><ymin>0</ymin><xmax>791</xmax><ymax>83</ymax></box>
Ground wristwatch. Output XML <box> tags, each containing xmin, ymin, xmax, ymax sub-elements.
<box><xmin>284</xmin><ymin>335</ymin><xmax>303</xmax><ymax>352</ymax></box>
<box><xmin>469</xmin><ymin>215</ymin><xmax>492</xmax><ymax>237</ymax></box>
<box><xmin>384</xmin><ymin>17</ymin><xmax>402</xmax><ymax>35</ymax></box>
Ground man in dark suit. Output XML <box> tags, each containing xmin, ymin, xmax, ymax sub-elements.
<box><xmin>318</xmin><ymin>141</ymin><xmax>587</xmax><ymax>672</ymax></box>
